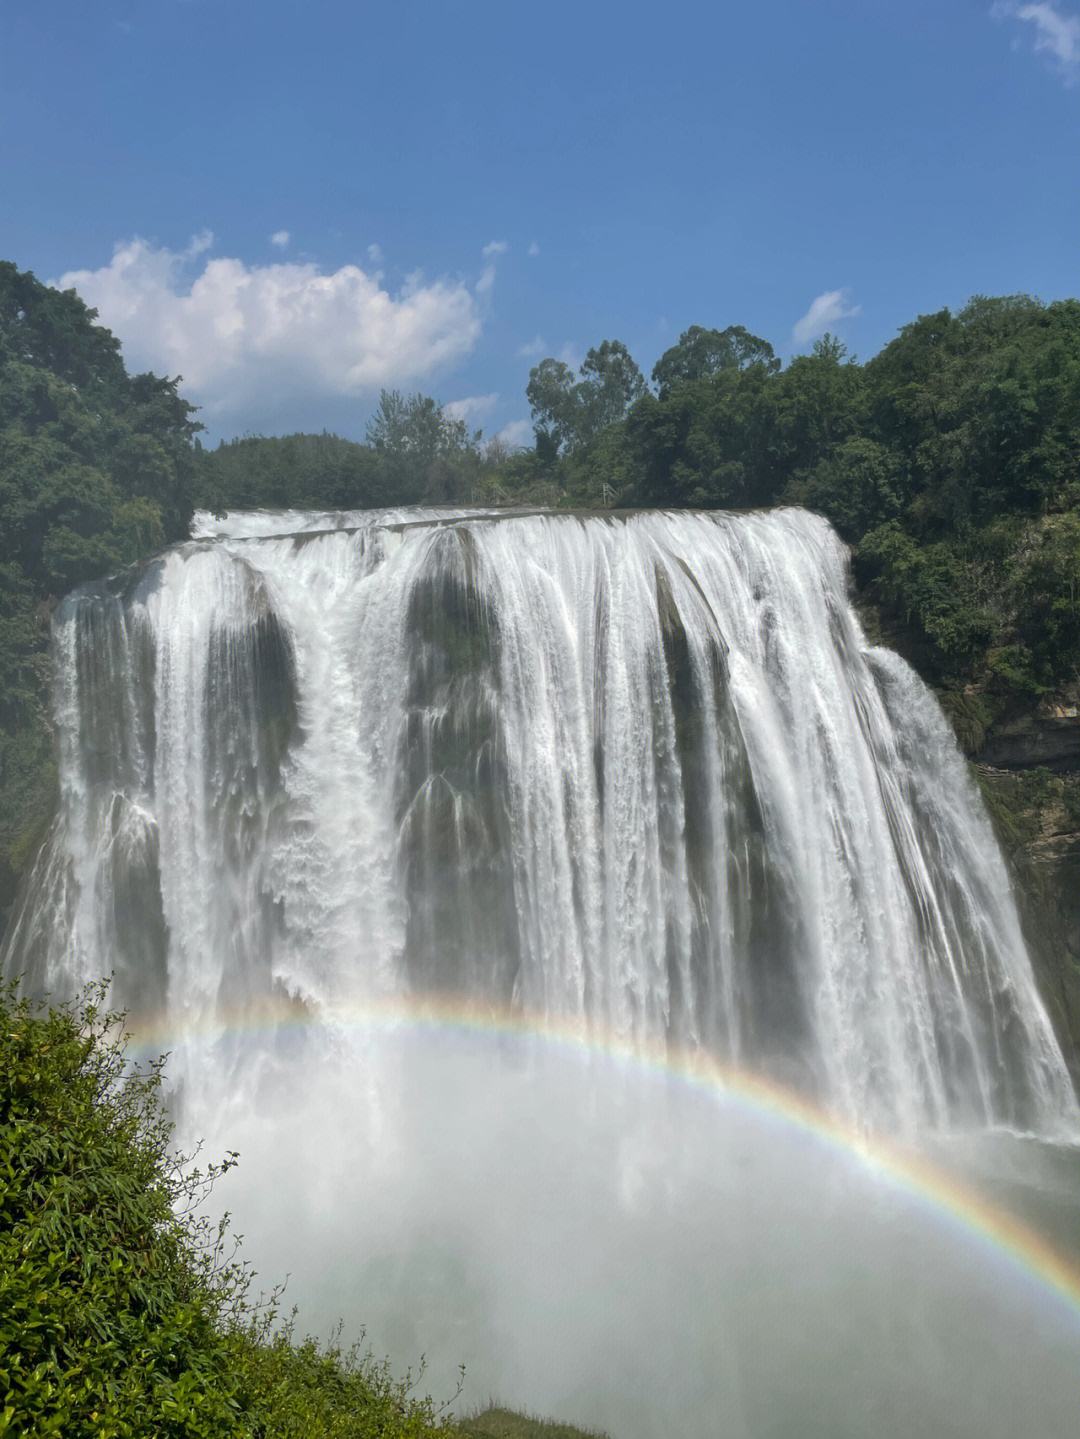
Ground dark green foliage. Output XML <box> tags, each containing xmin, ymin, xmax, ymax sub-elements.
<box><xmin>526</xmin><ymin>343</ymin><xmax>645</xmax><ymax>458</ymax></box>
<box><xmin>616</xmin><ymin>332</ymin><xmax>865</xmax><ymax>512</ymax></box>
<box><xmin>366</xmin><ymin>390</ymin><xmax>481</xmax><ymax>504</ymax></box>
<box><xmin>0</xmin><ymin>264</ymin><xmax>200</xmax><ymax>931</ymax></box>
<box><xmin>0</xmin><ymin>983</ymin><xmax>247</xmax><ymax>1436</ymax></box>
<box><xmin>197</xmin><ymin>395</ymin><xmax>487</xmax><ymax>514</ymax></box>
<box><xmin>937</xmin><ymin>689</ymin><xmax>997</xmax><ymax>756</ymax></box>
<box><xmin>0</xmin><ymin>983</ymin><xmax>469</xmax><ymax>1437</ymax></box>
<box><xmin>651</xmin><ymin>324</ymin><xmax>779</xmax><ymax>395</ymax></box>
<box><xmin>228</xmin><ymin>1323</ymin><xmax>463</xmax><ymax>1439</ymax></box>
<box><xmin>786</xmin><ymin>436</ymin><xmax>905</xmax><ymax>540</ymax></box>
<box><xmin>855</xmin><ymin>524</ymin><xmax>997</xmax><ymax>666</ymax></box>
<box><xmin>1008</xmin><ymin>513</ymin><xmax>1080</xmax><ymax>691</ymax></box>
<box><xmin>198</xmin><ymin>432</ymin><xmax>394</xmax><ymax>512</ymax></box>
<box><xmin>976</xmin><ymin>767</ymin><xmax>1064</xmax><ymax>850</ymax></box>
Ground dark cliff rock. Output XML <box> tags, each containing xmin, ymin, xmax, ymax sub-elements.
<box><xmin>975</xmin><ymin>762</ymin><xmax>1080</xmax><ymax>1081</ymax></box>
<box><xmin>970</xmin><ymin>692</ymin><xmax>1080</xmax><ymax>1076</ymax></box>
<box><xmin>978</xmin><ymin>694</ymin><xmax>1080</xmax><ymax>773</ymax></box>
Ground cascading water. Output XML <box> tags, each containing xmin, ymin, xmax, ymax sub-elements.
<box><xmin>5</xmin><ymin>505</ymin><xmax>1072</xmax><ymax>1133</ymax></box>
<box><xmin>6</xmin><ymin>505</ymin><xmax>1080</xmax><ymax>1438</ymax></box>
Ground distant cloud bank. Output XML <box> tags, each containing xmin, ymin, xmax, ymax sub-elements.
<box><xmin>54</xmin><ymin>234</ymin><xmax>486</xmax><ymax>425</ymax></box>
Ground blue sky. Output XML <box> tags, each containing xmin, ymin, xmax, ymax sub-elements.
<box><xmin>1</xmin><ymin>0</ymin><xmax>1078</xmax><ymax>443</ymax></box>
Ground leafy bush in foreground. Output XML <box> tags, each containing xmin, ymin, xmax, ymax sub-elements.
<box><xmin>0</xmin><ymin>982</ymin><xmax>460</xmax><ymax>1438</ymax></box>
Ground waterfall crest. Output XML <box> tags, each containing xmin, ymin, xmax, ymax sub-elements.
<box><xmin>4</xmin><ymin>505</ymin><xmax>1074</xmax><ymax>1133</ymax></box>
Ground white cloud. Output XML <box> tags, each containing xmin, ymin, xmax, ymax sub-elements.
<box><xmin>494</xmin><ymin>418</ymin><xmax>533</xmax><ymax>449</ymax></box>
<box><xmin>443</xmin><ymin>393</ymin><xmax>498</xmax><ymax>424</ymax></box>
<box><xmin>994</xmin><ymin>2</ymin><xmax>1080</xmax><ymax>79</ymax></box>
<box><xmin>482</xmin><ymin>239</ymin><xmax>509</xmax><ymax>258</ymax></box>
<box><xmin>270</xmin><ymin>229</ymin><xmax>290</xmax><ymax>248</ymax></box>
<box><xmin>187</xmin><ymin>229</ymin><xmax>214</xmax><ymax>257</ymax></box>
<box><xmin>367</xmin><ymin>242</ymin><xmax>384</xmax><ymax>265</ymax></box>
<box><xmin>527</xmin><ymin>241</ymin><xmax>540</xmax><ymax>258</ymax></box>
<box><xmin>517</xmin><ymin>334</ymin><xmax>547</xmax><ymax>358</ymax></box>
<box><xmin>791</xmin><ymin>288</ymin><xmax>861</xmax><ymax>346</ymax></box>
<box><xmin>54</xmin><ymin>234</ymin><xmax>485</xmax><ymax>424</ymax></box>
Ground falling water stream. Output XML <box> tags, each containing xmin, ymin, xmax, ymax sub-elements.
<box><xmin>5</xmin><ymin>505</ymin><xmax>1079</xmax><ymax>1436</ymax></box>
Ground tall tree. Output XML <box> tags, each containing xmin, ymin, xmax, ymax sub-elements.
<box><xmin>527</xmin><ymin>341</ymin><xmax>646</xmax><ymax>457</ymax></box>
<box><xmin>365</xmin><ymin>390</ymin><xmax>479</xmax><ymax>502</ymax></box>
<box><xmin>652</xmin><ymin>324</ymin><xmax>779</xmax><ymax>394</ymax></box>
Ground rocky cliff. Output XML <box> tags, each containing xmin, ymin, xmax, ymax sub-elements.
<box><xmin>975</xmin><ymin>705</ymin><xmax>1080</xmax><ymax>1083</ymax></box>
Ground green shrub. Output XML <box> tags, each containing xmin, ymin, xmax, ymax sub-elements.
<box><xmin>0</xmin><ymin>983</ymin><xmax>463</xmax><ymax>1438</ymax></box>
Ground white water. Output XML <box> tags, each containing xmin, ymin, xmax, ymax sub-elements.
<box><xmin>5</xmin><ymin>504</ymin><xmax>1080</xmax><ymax>1436</ymax></box>
<box><xmin>6</xmin><ymin>504</ymin><xmax>1072</xmax><ymax>1134</ymax></box>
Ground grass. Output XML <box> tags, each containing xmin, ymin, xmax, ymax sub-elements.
<box><xmin>460</xmin><ymin>1405</ymin><xmax>609</xmax><ymax>1438</ymax></box>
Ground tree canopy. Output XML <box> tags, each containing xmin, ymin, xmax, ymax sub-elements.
<box><xmin>526</xmin><ymin>342</ymin><xmax>646</xmax><ymax>459</ymax></box>
<box><xmin>651</xmin><ymin>324</ymin><xmax>779</xmax><ymax>394</ymax></box>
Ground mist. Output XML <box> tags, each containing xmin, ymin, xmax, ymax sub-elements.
<box><xmin>180</xmin><ymin>1024</ymin><xmax>1080</xmax><ymax>1439</ymax></box>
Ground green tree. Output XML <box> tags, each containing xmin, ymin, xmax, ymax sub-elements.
<box><xmin>527</xmin><ymin>342</ymin><xmax>645</xmax><ymax>458</ymax></box>
<box><xmin>526</xmin><ymin>358</ymin><xmax>581</xmax><ymax>459</ymax></box>
<box><xmin>366</xmin><ymin>390</ymin><xmax>479</xmax><ymax>502</ymax></box>
<box><xmin>788</xmin><ymin>436</ymin><xmax>906</xmax><ymax>541</ymax></box>
<box><xmin>652</xmin><ymin>324</ymin><xmax>778</xmax><ymax>395</ymax></box>
<box><xmin>577</xmin><ymin>340</ymin><xmax>647</xmax><ymax>438</ymax></box>
<box><xmin>1010</xmin><ymin>513</ymin><xmax>1080</xmax><ymax>689</ymax></box>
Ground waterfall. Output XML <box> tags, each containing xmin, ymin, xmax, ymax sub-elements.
<box><xmin>4</xmin><ymin>505</ymin><xmax>1074</xmax><ymax>1135</ymax></box>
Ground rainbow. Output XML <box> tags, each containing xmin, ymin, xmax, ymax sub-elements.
<box><xmin>126</xmin><ymin>991</ymin><xmax>1080</xmax><ymax>1327</ymax></box>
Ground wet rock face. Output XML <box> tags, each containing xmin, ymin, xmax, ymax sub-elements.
<box><xmin>978</xmin><ymin>693</ymin><xmax>1080</xmax><ymax>772</ymax></box>
<box><xmin>1015</xmin><ymin>835</ymin><xmax>1080</xmax><ymax>1085</ymax></box>
<box><xmin>974</xmin><ymin>762</ymin><xmax>1080</xmax><ymax>1082</ymax></box>
<box><xmin>971</xmin><ymin>691</ymin><xmax>1080</xmax><ymax>1078</ymax></box>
